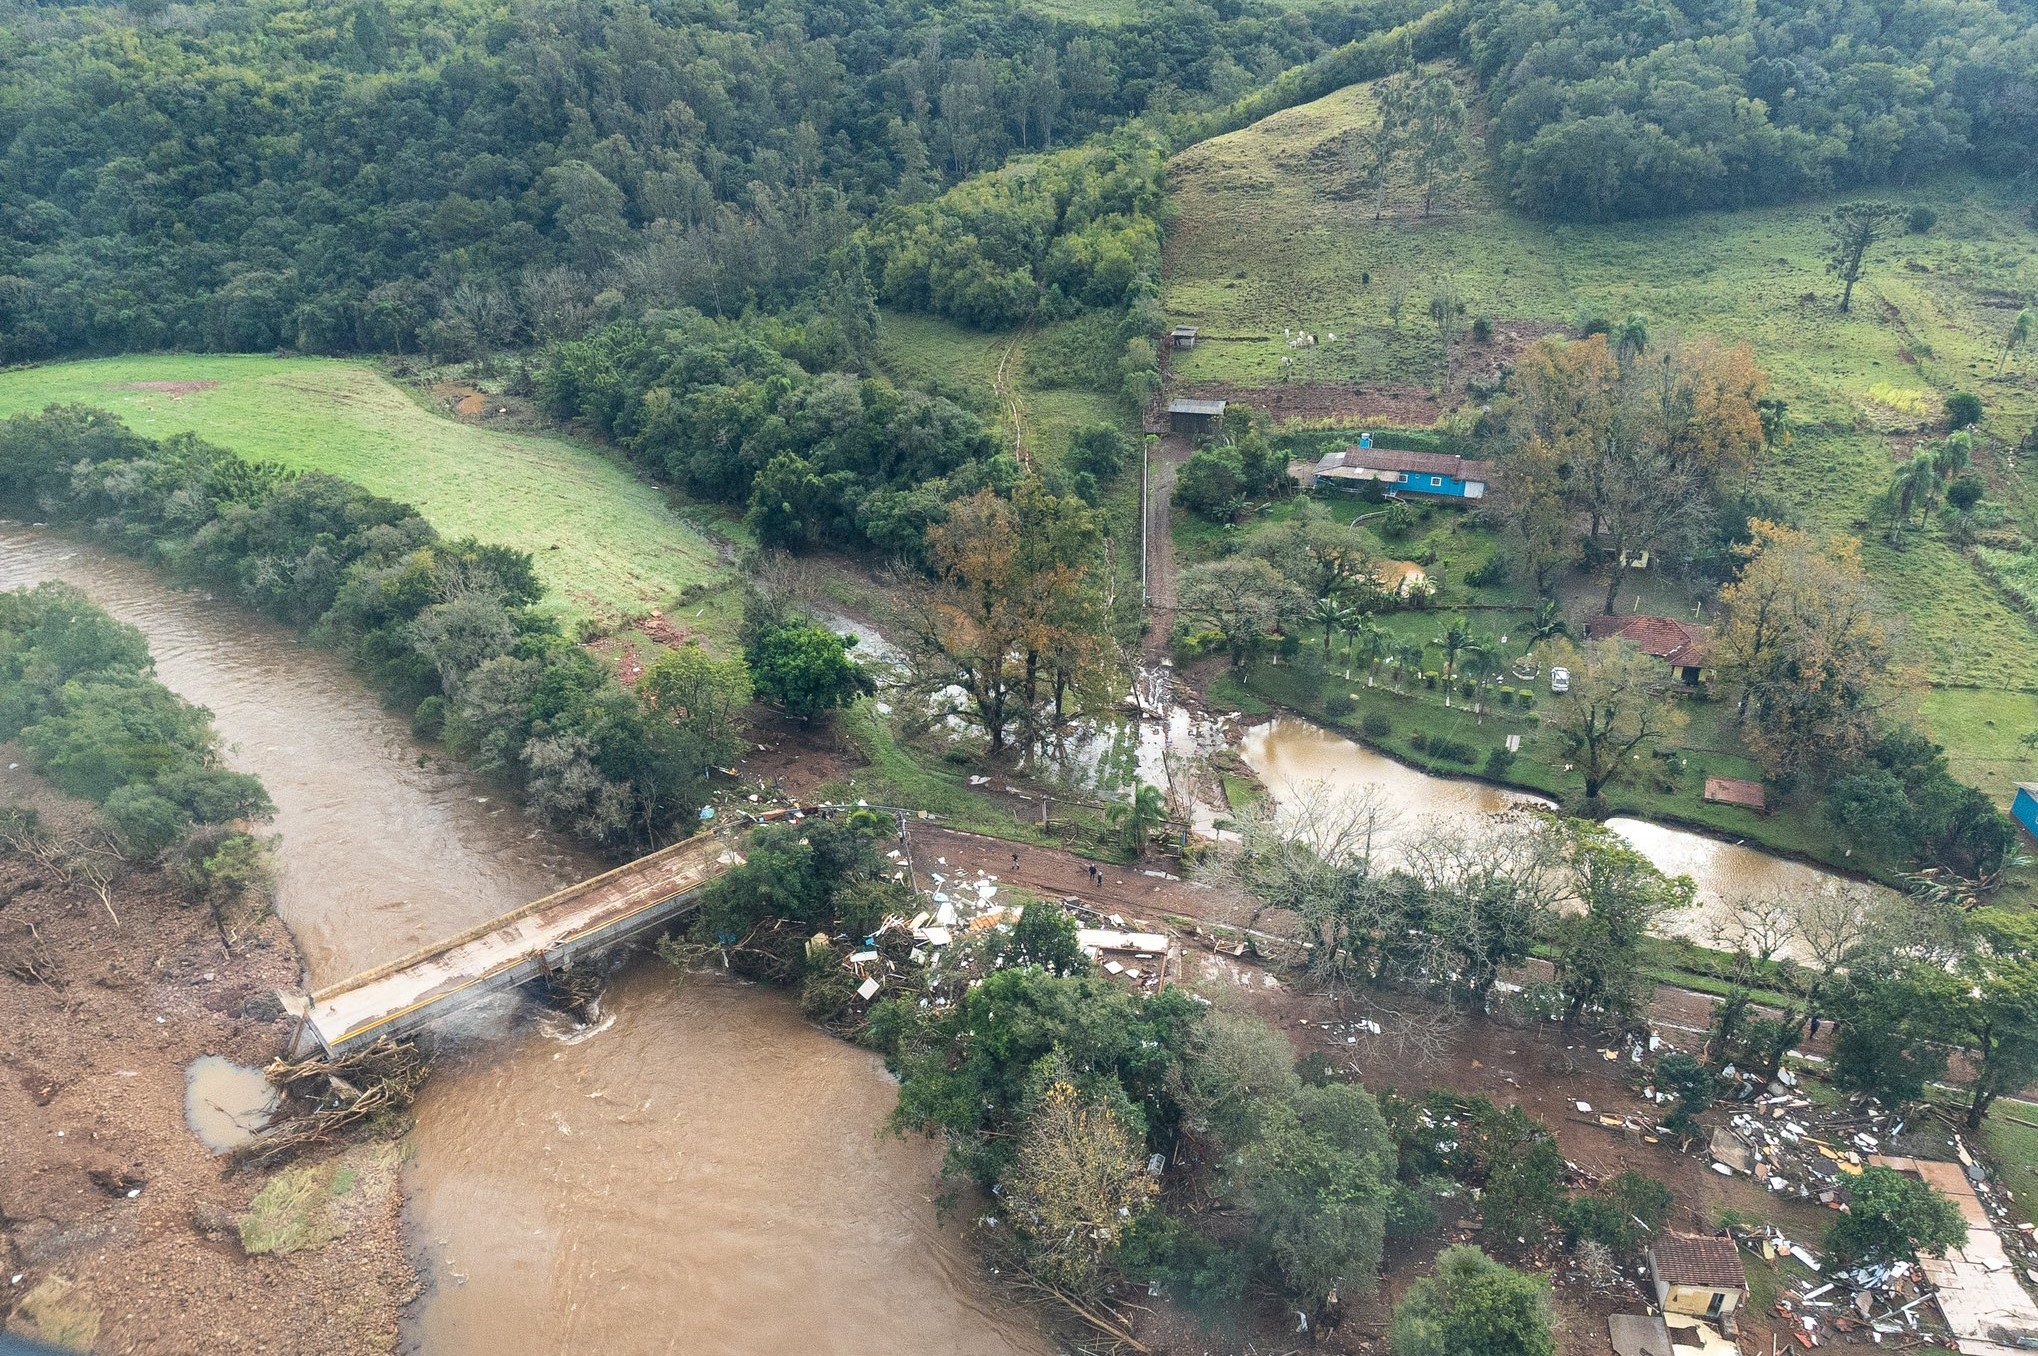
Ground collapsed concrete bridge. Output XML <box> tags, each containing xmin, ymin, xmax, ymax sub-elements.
<box><xmin>291</xmin><ymin>831</ymin><xmax>745</xmax><ymax>1057</ymax></box>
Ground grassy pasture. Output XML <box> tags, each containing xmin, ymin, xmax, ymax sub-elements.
<box><xmin>1164</xmin><ymin>72</ymin><xmax>2038</xmax><ymax>795</ymax></box>
<box><xmin>0</xmin><ymin>354</ymin><xmax>731</xmax><ymax>626</ymax></box>
<box><xmin>875</xmin><ymin>309</ymin><xmax>1143</xmax><ymax>618</ymax></box>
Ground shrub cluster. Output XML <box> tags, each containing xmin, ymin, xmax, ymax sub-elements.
<box><xmin>0</xmin><ymin>582</ymin><xmax>271</xmax><ymax>857</ymax></box>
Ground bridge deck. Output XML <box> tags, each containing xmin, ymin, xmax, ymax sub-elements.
<box><xmin>299</xmin><ymin>832</ymin><xmax>743</xmax><ymax>1055</ymax></box>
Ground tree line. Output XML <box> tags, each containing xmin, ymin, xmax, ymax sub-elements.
<box><xmin>0</xmin><ymin>581</ymin><xmax>271</xmax><ymax>859</ymax></box>
<box><xmin>1463</xmin><ymin>0</ymin><xmax>2038</xmax><ymax>222</ymax></box>
<box><xmin>541</xmin><ymin>301</ymin><xmax>1138</xmax><ymax>558</ymax></box>
<box><xmin>0</xmin><ymin>406</ymin><xmax>863</xmax><ymax>851</ymax></box>
<box><xmin>0</xmin><ymin>0</ymin><xmax>1396</xmax><ymax>361</ymax></box>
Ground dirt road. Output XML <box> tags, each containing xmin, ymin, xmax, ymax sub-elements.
<box><xmin>1142</xmin><ymin>433</ymin><xmax>1190</xmax><ymax>657</ymax></box>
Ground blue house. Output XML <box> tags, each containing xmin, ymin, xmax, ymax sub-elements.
<box><xmin>2013</xmin><ymin>784</ymin><xmax>2038</xmax><ymax>843</ymax></box>
<box><xmin>1312</xmin><ymin>447</ymin><xmax>1497</xmax><ymax>500</ymax></box>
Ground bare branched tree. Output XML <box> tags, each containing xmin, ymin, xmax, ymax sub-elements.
<box><xmin>0</xmin><ymin>810</ymin><xmax>125</xmax><ymax>927</ymax></box>
<box><xmin>1200</xmin><ymin>783</ymin><xmax>1409</xmax><ymax>985</ymax></box>
<box><xmin>1710</xmin><ymin>890</ymin><xmax>1798</xmax><ymax>964</ymax></box>
<box><xmin>1367</xmin><ymin>994</ymin><xmax>1465</xmax><ymax>1072</ymax></box>
<box><xmin>1403</xmin><ymin>813</ymin><xmax>1566</xmax><ymax>1005</ymax></box>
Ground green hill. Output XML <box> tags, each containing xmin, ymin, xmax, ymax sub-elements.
<box><xmin>1163</xmin><ymin>72</ymin><xmax>2038</xmax><ymax>802</ymax></box>
<box><xmin>0</xmin><ymin>355</ymin><xmax>731</xmax><ymax>626</ymax></box>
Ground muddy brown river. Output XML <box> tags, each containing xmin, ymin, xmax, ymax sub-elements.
<box><xmin>0</xmin><ymin>528</ymin><xmax>1052</xmax><ymax>1356</ymax></box>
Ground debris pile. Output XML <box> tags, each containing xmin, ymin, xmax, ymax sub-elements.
<box><xmin>1696</xmin><ymin>1079</ymin><xmax>1906</xmax><ymax>1204</ymax></box>
<box><xmin>232</xmin><ymin>1036</ymin><xmax>429</xmax><ymax>1169</ymax></box>
<box><xmin>826</xmin><ymin>851</ymin><xmax>1180</xmax><ymax>1012</ymax></box>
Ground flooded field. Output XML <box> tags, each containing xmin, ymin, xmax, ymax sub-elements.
<box><xmin>1239</xmin><ymin>716</ymin><xmax>1875</xmax><ymax>953</ymax></box>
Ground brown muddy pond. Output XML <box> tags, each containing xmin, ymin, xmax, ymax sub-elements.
<box><xmin>1238</xmin><ymin>716</ymin><xmax>1872</xmax><ymax>953</ymax></box>
<box><xmin>183</xmin><ymin>1056</ymin><xmax>280</xmax><ymax>1153</ymax></box>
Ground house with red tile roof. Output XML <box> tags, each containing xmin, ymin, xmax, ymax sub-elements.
<box><xmin>1584</xmin><ymin>613</ymin><xmax>1713</xmax><ymax>686</ymax></box>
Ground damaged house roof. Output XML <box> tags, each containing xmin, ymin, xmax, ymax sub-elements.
<box><xmin>1650</xmin><ymin>1235</ymin><xmax>1748</xmax><ymax>1291</ymax></box>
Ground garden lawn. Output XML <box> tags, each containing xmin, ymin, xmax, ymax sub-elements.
<box><xmin>1164</xmin><ymin>70</ymin><xmax>2038</xmax><ymax>802</ymax></box>
<box><xmin>1242</xmin><ymin>635</ymin><xmax>1856</xmax><ymax>868</ymax></box>
<box><xmin>0</xmin><ymin>355</ymin><xmax>731</xmax><ymax>626</ymax></box>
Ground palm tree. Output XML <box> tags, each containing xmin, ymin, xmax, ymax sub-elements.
<box><xmin>1934</xmin><ymin>430</ymin><xmax>1972</xmax><ymax>482</ymax></box>
<box><xmin>1311</xmin><ymin>595</ymin><xmax>1353</xmax><ymax>651</ymax></box>
<box><xmin>1528</xmin><ymin>598</ymin><xmax>1567</xmax><ymax>643</ymax></box>
<box><xmin>1892</xmin><ymin>449</ymin><xmax>1939</xmax><ymax>528</ymax></box>
<box><xmin>1392</xmin><ymin>640</ymin><xmax>1427</xmax><ymax>690</ymax></box>
<box><xmin>1354</xmin><ymin>620</ymin><xmax>1390</xmax><ymax>684</ymax></box>
<box><xmin>1433</xmin><ymin>615</ymin><xmax>1483</xmax><ymax>680</ymax></box>
<box><xmin>1336</xmin><ymin>609</ymin><xmax>1365</xmax><ymax>661</ymax></box>
<box><xmin>1108</xmin><ymin>782</ymin><xmax>1168</xmax><ymax>856</ymax></box>
<box><xmin>1460</xmin><ymin>645</ymin><xmax>1504</xmax><ymax>714</ymax></box>
<box><xmin>1614</xmin><ymin>311</ymin><xmax>1650</xmax><ymax>365</ymax></box>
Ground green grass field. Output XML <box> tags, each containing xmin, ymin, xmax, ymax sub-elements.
<box><xmin>0</xmin><ymin>354</ymin><xmax>731</xmax><ymax>625</ymax></box>
<box><xmin>1163</xmin><ymin>70</ymin><xmax>2038</xmax><ymax>800</ymax></box>
<box><xmin>875</xmin><ymin>309</ymin><xmax>1144</xmax><ymax>621</ymax></box>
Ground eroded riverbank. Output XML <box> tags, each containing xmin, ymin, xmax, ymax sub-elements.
<box><xmin>0</xmin><ymin>528</ymin><xmax>1052</xmax><ymax>1356</ymax></box>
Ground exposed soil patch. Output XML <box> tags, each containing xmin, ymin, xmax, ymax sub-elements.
<box><xmin>1175</xmin><ymin>380</ymin><xmax>1445</xmax><ymax>427</ymax></box>
<box><xmin>1172</xmin><ymin>322</ymin><xmax>1564</xmax><ymax>428</ymax></box>
<box><xmin>0</xmin><ymin>775</ymin><xmax>415</xmax><ymax>1354</ymax></box>
<box><xmin>739</xmin><ymin>710</ymin><xmax>862</xmax><ymax>801</ymax></box>
<box><xmin>584</xmin><ymin>637</ymin><xmax>646</xmax><ymax>687</ymax></box>
<box><xmin>426</xmin><ymin>382</ymin><xmax>534</xmax><ymax>425</ymax></box>
<box><xmin>116</xmin><ymin>380</ymin><xmax>218</xmax><ymax>397</ymax></box>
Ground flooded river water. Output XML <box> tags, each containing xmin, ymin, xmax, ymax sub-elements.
<box><xmin>0</xmin><ymin>528</ymin><xmax>1051</xmax><ymax>1356</ymax></box>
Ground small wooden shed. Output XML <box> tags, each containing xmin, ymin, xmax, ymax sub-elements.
<box><xmin>1170</xmin><ymin>325</ymin><xmax>1199</xmax><ymax>350</ymax></box>
<box><xmin>1647</xmin><ymin>1235</ymin><xmax>1746</xmax><ymax>1322</ymax></box>
<box><xmin>1167</xmin><ymin>397</ymin><xmax>1226</xmax><ymax>437</ymax></box>
<box><xmin>1702</xmin><ymin>777</ymin><xmax>1766</xmax><ymax>813</ymax></box>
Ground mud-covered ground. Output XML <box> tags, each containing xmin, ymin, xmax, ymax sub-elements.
<box><xmin>0</xmin><ymin>778</ymin><xmax>414</xmax><ymax>1355</ymax></box>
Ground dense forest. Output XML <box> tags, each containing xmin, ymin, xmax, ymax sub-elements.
<box><xmin>6</xmin><ymin>0</ymin><xmax>2033</xmax><ymax>365</ymax></box>
<box><xmin>0</xmin><ymin>0</ymin><xmax>1391</xmax><ymax>360</ymax></box>
<box><xmin>1466</xmin><ymin>0</ymin><xmax>2038</xmax><ymax>220</ymax></box>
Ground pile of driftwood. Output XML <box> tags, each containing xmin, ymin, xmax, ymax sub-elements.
<box><xmin>542</xmin><ymin>962</ymin><xmax>607</xmax><ymax>1021</ymax></box>
<box><xmin>231</xmin><ymin>1037</ymin><xmax>429</xmax><ymax>1169</ymax></box>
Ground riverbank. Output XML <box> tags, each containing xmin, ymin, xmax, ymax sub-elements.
<box><xmin>0</xmin><ymin>528</ymin><xmax>1059</xmax><ymax>1356</ymax></box>
<box><xmin>0</xmin><ymin>771</ymin><xmax>415</xmax><ymax>1354</ymax></box>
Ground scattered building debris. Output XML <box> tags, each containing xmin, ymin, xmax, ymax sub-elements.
<box><xmin>1609</xmin><ymin>1313</ymin><xmax>1673</xmax><ymax>1356</ymax></box>
<box><xmin>1873</xmin><ymin>1153</ymin><xmax>2038</xmax><ymax>1355</ymax></box>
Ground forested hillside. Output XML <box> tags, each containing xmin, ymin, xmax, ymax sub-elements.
<box><xmin>1466</xmin><ymin>0</ymin><xmax>2038</xmax><ymax>220</ymax></box>
<box><xmin>8</xmin><ymin>0</ymin><xmax>2034</xmax><ymax>365</ymax></box>
<box><xmin>0</xmin><ymin>0</ymin><xmax>1389</xmax><ymax>360</ymax></box>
